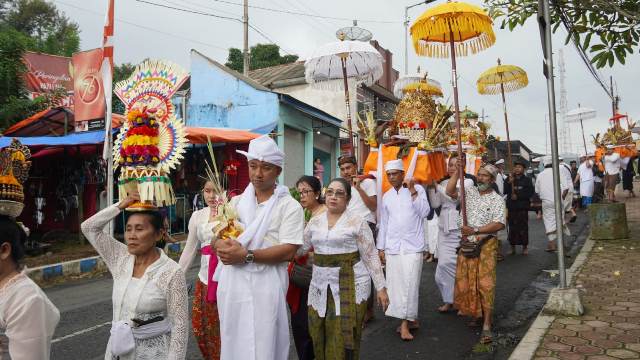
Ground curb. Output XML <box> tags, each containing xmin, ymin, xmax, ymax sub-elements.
<box><xmin>26</xmin><ymin>241</ymin><xmax>187</xmax><ymax>284</ymax></box>
<box><xmin>508</xmin><ymin>237</ymin><xmax>595</xmax><ymax>360</ymax></box>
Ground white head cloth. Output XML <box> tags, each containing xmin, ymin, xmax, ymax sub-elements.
<box><xmin>236</xmin><ymin>135</ymin><xmax>284</xmax><ymax>168</ymax></box>
<box><xmin>542</xmin><ymin>155</ymin><xmax>553</xmax><ymax>166</ymax></box>
<box><xmin>495</xmin><ymin>159</ymin><xmax>505</xmax><ymax>165</ymax></box>
<box><xmin>385</xmin><ymin>159</ymin><xmax>404</xmax><ymax>172</ymax></box>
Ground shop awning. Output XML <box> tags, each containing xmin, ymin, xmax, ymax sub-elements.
<box><xmin>0</xmin><ymin>130</ymin><xmax>105</xmax><ymax>147</ymax></box>
<box><xmin>185</xmin><ymin>127</ymin><xmax>260</xmax><ymax>144</ymax></box>
<box><xmin>3</xmin><ymin>107</ymin><xmax>126</xmax><ymax>136</ymax></box>
<box><xmin>31</xmin><ymin>144</ymin><xmax>101</xmax><ymax>158</ymax></box>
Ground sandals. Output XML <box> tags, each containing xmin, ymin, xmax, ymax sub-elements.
<box><xmin>480</xmin><ymin>329</ymin><xmax>494</xmax><ymax>344</ymax></box>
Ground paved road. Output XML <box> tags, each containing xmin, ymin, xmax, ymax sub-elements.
<box><xmin>47</xmin><ymin>211</ymin><xmax>589</xmax><ymax>360</ymax></box>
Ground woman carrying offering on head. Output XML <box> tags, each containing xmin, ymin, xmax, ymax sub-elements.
<box><xmin>81</xmin><ymin>194</ymin><xmax>188</xmax><ymax>360</ymax></box>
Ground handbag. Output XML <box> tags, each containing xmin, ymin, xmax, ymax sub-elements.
<box><xmin>290</xmin><ymin>261</ymin><xmax>312</xmax><ymax>289</ymax></box>
<box><xmin>459</xmin><ymin>236</ymin><xmax>491</xmax><ymax>259</ymax></box>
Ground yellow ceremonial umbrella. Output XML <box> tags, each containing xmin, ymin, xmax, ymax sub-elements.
<box><xmin>410</xmin><ymin>1</ymin><xmax>495</xmax><ymax>227</ymax></box>
<box><xmin>403</xmin><ymin>80</ymin><xmax>444</xmax><ymax>97</ymax></box>
<box><xmin>477</xmin><ymin>58</ymin><xmax>528</xmax><ymax>171</ymax></box>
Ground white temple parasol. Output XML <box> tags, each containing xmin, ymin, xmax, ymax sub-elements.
<box><xmin>304</xmin><ymin>39</ymin><xmax>384</xmax><ymax>152</ymax></box>
<box><xmin>566</xmin><ymin>105</ymin><xmax>596</xmax><ymax>155</ymax></box>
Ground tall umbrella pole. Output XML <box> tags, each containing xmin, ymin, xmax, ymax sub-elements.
<box><xmin>340</xmin><ymin>56</ymin><xmax>354</xmax><ymax>152</ymax></box>
<box><xmin>499</xmin><ymin>77</ymin><xmax>513</xmax><ymax>171</ymax></box>
<box><xmin>449</xmin><ymin>29</ymin><xmax>467</xmax><ymax>227</ymax></box>
<box><xmin>579</xmin><ymin>116</ymin><xmax>588</xmax><ymax>156</ymax></box>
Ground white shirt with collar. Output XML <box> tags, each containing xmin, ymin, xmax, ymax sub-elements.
<box><xmin>347</xmin><ymin>178</ymin><xmax>377</xmax><ymax>224</ymax></box>
<box><xmin>377</xmin><ymin>185</ymin><xmax>430</xmax><ymax>254</ymax></box>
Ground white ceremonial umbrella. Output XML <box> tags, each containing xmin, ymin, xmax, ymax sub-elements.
<box><xmin>566</xmin><ymin>105</ymin><xmax>596</xmax><ymax>155</ymax></box>
<box><xmin>304</xmin><ymin>39</ymin><xmax>383</xmax><ymax>152</ymax></box>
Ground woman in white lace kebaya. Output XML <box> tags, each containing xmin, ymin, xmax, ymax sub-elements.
<box><xmin>178</xmin><ymin>180</ymin><xmax>223</xmax><ymax>359</ymax></box>
<box><xmin>300</xmin><ymin>178</ymin><xmax>388</xmax><ymax>360</ymax></box>
<box><xmin>81</xmin><ymin>195</ymin><xmax>188</xmax><ymax>360</ymax></box>
<box><xmin>0</xmin><ymin>216</ymin><xmax>59</xmax><ymax>360</ymax></box>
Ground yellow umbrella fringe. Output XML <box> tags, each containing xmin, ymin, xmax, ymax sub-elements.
<box><xmin>411</xmin><ymin>13</ymin><xmax>495</xmax><ymax>58</ymax></box>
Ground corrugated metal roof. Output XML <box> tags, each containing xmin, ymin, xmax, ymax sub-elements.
<box><xmin>248</xmin><ymin>61</ymin><xmax>305</xmax><ymax>87</ymax></box>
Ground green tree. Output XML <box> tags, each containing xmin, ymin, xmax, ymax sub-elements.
<box><xmin>112</xmin><ymin>62</ymin><xmax>136</xmax><ymax>114</ymax></box>
<box><xmin>0</xmin><ymin>0</ymin><xmax>80</xmax><ymax>56</ymax></box>
<box><xmin>225</xmin><ymin>43</ymin><xmax>298</xmax><ymax>73</ymax></box>
<box><xmin>484</xmin><ymin>0</ymin><xmax>640</xmax><ymax>68</ymax></box>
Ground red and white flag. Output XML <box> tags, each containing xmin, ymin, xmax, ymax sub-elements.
<box><xmin>102</xmin><ymin>0</ymin><xmax>115</xmax><ymax>222</ymax></box>
<box><xmin>102</xmin><ymin>0</ymin><xmax>114</xmax><ymax>162</ymax></box>
<box><xmin>102</xmin><ymin>0</ymin><xmax>114</xmax><ymax>70</ymax></box>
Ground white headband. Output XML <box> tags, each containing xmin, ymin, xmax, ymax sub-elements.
<box><xmin>384</xmin><ymin>159</ymin><xmax>404</xmax><ymax>172</ymax></box>
<box><xmin>236</xmin><ymin>135</ymin><xmax>284</xmax><ymax>168</ymax></box>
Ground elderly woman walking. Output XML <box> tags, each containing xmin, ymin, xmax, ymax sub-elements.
<box><xmin>300</xmin><ymin>178</ymin><xmax>389</xmax><ymax>359</ymax></box>
<box><xmin>81</xmin><ymin>194</ymin><xmax>188</xmax><ymax>359</ymax></box>
<box><xmin>446</xmin><ymin>163</ymin><xmax>506</xmax><ymax>345</ymax></box>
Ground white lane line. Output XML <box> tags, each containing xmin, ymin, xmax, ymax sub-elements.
<box><xmin>52</xmin><ymin>321</ymin><xmax>111</xmax><ymax>343</ymax></box>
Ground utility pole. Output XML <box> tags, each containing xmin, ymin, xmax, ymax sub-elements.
<box><xmin>404</xmin><ymin>1</ymin><xmax>434</xmax><ymax>75</ymax></box>
<box><xmin>610</xmin><ymin>76</ymin><xmax>619</xmax><ymax>116</ymax></box>
<box><xmin>243</xmin><ymin>0</ymin><xmax>249</xmax><ymax>76</ymax></box>
<box><xmin>539</xmin><ymin>0</ymin><xmax>567</xmax><ymax>288</ymax></box>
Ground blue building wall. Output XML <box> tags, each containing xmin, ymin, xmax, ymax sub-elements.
<box><xmin>187</xmin><ymin>50</ymin><xmax>278</xmax><ymax>133</ymax></box>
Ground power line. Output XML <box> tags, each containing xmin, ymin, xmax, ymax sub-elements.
<box><xmin>135</xmin><ymin>0</ymin><xmax>242</xmax><ymax>22</ymax></box>
<box><xmin>136</xmin><ymin>0</ymin><xmax>299</xmax><ymax>55</ymax></box>
<box><xmin>210</xmin><ymin>0</ymin><xmax>401</xmax><ymax>24</ymax></box>
<box><xmin>54</xmin><ymin>0</ymin><xmax>229</xmax><ymax>52</ymax></box>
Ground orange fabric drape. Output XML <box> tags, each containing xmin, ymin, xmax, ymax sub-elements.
<box><xmin>364</xmin><ymin>146</ymin><xmax>447</xmax><ymax>193</ymax></box>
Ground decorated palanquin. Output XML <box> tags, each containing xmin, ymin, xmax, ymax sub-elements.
<box><xmin>361</xmin><ymin>89</ymin><xmax>451</xmax><ymax>193</ymax></box>
<box><xmin>113</xmin><ymin>60</ymin><xmax>189</xmax><ymax>210</ymax></box>
<box><xmin>593</xmin><ymin>113</ymin><xmax>638</xmax><ymax>170</ymax></box>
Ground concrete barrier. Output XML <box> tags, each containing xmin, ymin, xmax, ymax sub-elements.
<box><xmin>26</xmin><ymin>241</ymin><xmax>188</xmax><ymax>283</ymax></box>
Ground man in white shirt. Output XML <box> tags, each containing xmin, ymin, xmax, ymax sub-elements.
<box><xmin>574</xmin><ymin>155</ymin><xmax>595</xmax><ymax>207</ymax></box>
<box><xmin>535</xmin><ymin>156</ymin><xmax>571</xmax><ymax>252</ymax></box>
<box><xmin>215</xmin><ymin>135</ymin><xmax>304</xmax><ymax>360</ymax></box>
<box><xmin>603</xmin><ymin>146</ymin><xmax>622</xmax><ymax>202</ymax></box>
<box><xmin>494</xmin><ymin>159</ymin><xmax>505</xmax><ymax>196</ymax></box>
<box><xmin>559</xmin><ymin>158</ymin><xmax>577</xmax><ymax>221</ymax></box>
<box><xmin>339</xmin><ymin>156</ymin><xmax>377</xmax><ymax>228</ymax></box>
<box><xmin>377</xmin><ymin>159</ymin><xmax>430</xmax><ymax>341</ymax></box>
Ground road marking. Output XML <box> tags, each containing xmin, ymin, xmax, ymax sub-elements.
<box><xmin>52</xmin><ymin>321</ymin><xmax>111</xmax><ymax>343</ymax></box>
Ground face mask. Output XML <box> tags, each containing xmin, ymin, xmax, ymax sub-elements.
<box><xmin>477</xmin><ymin>182</ymin><xmax>492</xmax><ymax>192</ymax></box>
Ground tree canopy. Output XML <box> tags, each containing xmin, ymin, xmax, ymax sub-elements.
<box><xmin>484</xmin><ymin>0</ymin><xmax>640</xmax><ymax>68</ymax></box>
<box><xmin>225</xmin><ymin>43</ymin><xmax>298</xmax><ymax>73</ymax></box>
<box><xmin>0</xmin><ymin>0</ymin><xmax>80</xmax><ymax>130</ymax></box>
<box><xmin>1</xmin><ymin>0</ymin><xmax>80</xmax><ymax>56</ymax></box>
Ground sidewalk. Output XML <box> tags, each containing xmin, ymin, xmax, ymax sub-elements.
<box><xmin>533</xmin><ymin>190</ymin><xmax>640</xmax><ymax>360</ymax></box>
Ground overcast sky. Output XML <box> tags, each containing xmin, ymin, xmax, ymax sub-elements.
<box><xmin>52</xmin><ymin>0</ymin><xmax>639</xmax><ymax>154</ymax></box>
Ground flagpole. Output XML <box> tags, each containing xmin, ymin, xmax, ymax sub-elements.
<box><xmin>102</xmin><ymin>0</ymin><xmax>115</xmax><ymax>236</ymax></box>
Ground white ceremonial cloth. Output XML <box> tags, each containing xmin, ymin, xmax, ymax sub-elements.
<box><xmin>384</xmin><ymin>253</ymin><xmax>423</xmax><ymax>321</ymax></box>
<box><xmin>604</xmin><ymin>153</ymin><xmax>621</xmax><ymax>175</ymax></box>
<box><xmin>0</xmin><ymin>273</ymin><xmax>59</xmax><ymax>360</ymax></box>
<box><xmin>560</xmin><ymin>163</ymin><xmax>574</xmax><ymax>211</ymax></box>
<box><xmin>578</xmin><ymin>161</ymin><xmax>595</xmax><ymax>197</ymax></box>
<box><xmin>347</xmin><ymin>178</ymin><xmax>377</xmax><ymax>224</ymax></box>
<box><xmin>377</xmin><ymin>186</ymin><xmax>430</xmax><ymax>254</ymax></box>
<box><xmin>429</xmin><ymin>177</ymin><xmax>473</xmax><ymax>304</ymax></box>
<box><xmin>535</xmin><ymin>168</ymin><xmax>571</xmax><ymax>235</ymax></box>
<box><xmin>216</xmin><ymin>184</ymin><xmax>304</xmax><ymax>360</ymax></box>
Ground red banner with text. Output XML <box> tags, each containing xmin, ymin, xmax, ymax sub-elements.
<box><xmin>72</xmin><ymin>48</ymin><xmax>105</xmax><ymax>123</ymax></box>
